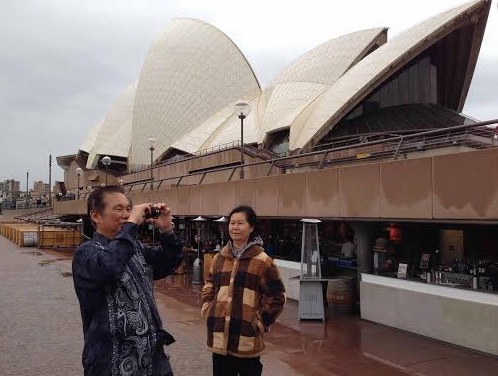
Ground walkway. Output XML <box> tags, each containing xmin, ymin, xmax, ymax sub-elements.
<box><xmin>1</xmin><ymin>235</ymin><xmax>497</xmax><ymax>375</ymax></box>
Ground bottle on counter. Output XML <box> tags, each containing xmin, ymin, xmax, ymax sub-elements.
<box><xmin>472</xmin><ymin>275</ymin><xmax>478</xmax><ymax>289</ymax></box>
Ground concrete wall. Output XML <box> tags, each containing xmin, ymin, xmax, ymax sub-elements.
<box><xmin>360</xmin><ymin>273</ymin><xmax>498</xmax><ymax>356</ymax></box>
<box><xmin>54</xmin><ymin>148</ymin><xmax>498</xmax><ymax>221</ymax></box>
<box><xmin>274</xmin><ymin>259</ymin><xmax>301</xmax><ymax>301</ymax></box>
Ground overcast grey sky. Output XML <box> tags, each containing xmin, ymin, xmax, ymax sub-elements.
<box><xmin>1</xmin><ymin>0</ymin><xmax>497</xmax><ymax>185</ymax></box>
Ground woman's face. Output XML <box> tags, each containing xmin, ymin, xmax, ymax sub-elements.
<box><xmin>229</xmin><ymin>211</ymin><xmax>254</xmax><ymax>245</ymax></box>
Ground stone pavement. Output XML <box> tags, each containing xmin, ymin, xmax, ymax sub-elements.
<box><xmin>0</xmin><ymin>239</ymin><xmax>82</xmax><ymax>375</ymax></box>
<box><xmin>2</xmin><ymin>234</ymin><xmax>498</xmax><ymax>376</ymax></box>
<box><xmin>0</xmin><ymin>236</ymin><xmax>298</xmax><ymax>376</ymax></box>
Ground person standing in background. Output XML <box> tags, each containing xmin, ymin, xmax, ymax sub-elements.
<box><xmin>341</xmin><ymin>232</ymin><xmax>357</xmax><ymax>259</ymax></box>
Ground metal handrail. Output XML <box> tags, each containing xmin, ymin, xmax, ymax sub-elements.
<box><xmin>12</xmin><ymin>207</ymin><xmax>54</xmax><ymax>223</ymax></box>
<box><xmin>80</xmin><ymin>119</ymin><xmax>498</xmax><ymax>194</ymax></box>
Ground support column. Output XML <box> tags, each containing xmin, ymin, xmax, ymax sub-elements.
<box><xmin>349</xmin><ymin>221</ymin><xmax>375</xmax><ymax>275</ymax></box>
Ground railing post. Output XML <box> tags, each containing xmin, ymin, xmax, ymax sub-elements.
<box><xmin>317</xmin><ymin>151</ymin><xmax>329</xmax><ymax>170</ymax></box>
<box><xmin>198</xmin><ymin>172</ymin><xmax>207</xmax><ymax>185</ymax></box>
<box><xmin>266</xmin><ymin>161</ymin><xmax>275</xmax><ymax>176</ymax></box>
<box><xmin>228</xmin><ymin>168</ymin><xmax>237</xmax><ymax>182</ymax></box>
<box><xmin>393</xmin><ymin>137</ymin><xmax>404</xmax><ymax>160</ymax></box>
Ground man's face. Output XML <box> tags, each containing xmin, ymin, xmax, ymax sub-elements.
<box><xmin>91</xmin><ymin>192</ymin><xmax>131</xmax><ymax>239</ymax></box>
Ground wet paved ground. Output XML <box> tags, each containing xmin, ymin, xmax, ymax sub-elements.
<box><xmin>2</xmin><ymin>235</ymin><xmax>498</xmax><ymax>375</ymax></box>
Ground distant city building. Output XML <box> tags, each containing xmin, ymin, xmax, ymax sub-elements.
<box><xmin>2</xmin><ymin>179</ymin><xmax>20</xmax><ymax>194</ymax></box>
<box><xmin>31</xmin><ymin>180</ymin><xmax>50</xmax><ymax>198</ymax></box>
<box><xmin>0</xmin><ymin>179</ymin><xmax>52</xmax><ymax>209</ymax></box>
<box><xmin>1</xmin><ymin>180</ymin><xmax>20</xmax><ymax>209</ymax></box>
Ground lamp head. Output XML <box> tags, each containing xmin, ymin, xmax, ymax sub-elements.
<box><xmin>101</xmin><ymin>156</ymin><xmax>111</xmax><ymax>166</ymax></box>
<box><xmin>148</xmin><ymin>137</ymin><xmax>157</xmax><ymax>150</ymax></box>
<box><xmin>193</xmin><ymin>215</ymin><xmax>207</xmax><ymax>228</ymax></box>
<box><xmin>234</xmin><ymin>101</ymin><xmax>250</xmax><ymax>118</ymax></box>
<box><xmin>75</xmin><ymin>167</ymin><xmax>82</xmax><ymax>176</ymax></box>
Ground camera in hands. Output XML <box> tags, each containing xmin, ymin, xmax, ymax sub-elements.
<box><xmin>144</xmin><ymin>206</ymin><xmax>161</xmax><ymax>219</ymax></box>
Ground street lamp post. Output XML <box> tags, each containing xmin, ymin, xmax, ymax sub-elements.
<box><xmin>234</xmin><ymin>102</ymin><xmax>251</xmax><ymax>179</ymax></box>
<box><xmin>214</xmin><ymin>216</ymin><xmax>228</xmax><ymax>247</ymax></box>
<box><xmin>148</xmin><ymin>138</ymin><xmax>157</xmax><ymax>190</ymax></box>
<box><xmin>101</xmin><ymin>156</ymin><xmax>111</xmax><ymax>185</ymax></box>
<box><xmin>75</xmin><ymin>167</ymin><xmax>82</xmax><ymax>199</ymax></box>
<box><xmin>26</xmin><ymin>171</ymin><xmax>29</xmax><ymax>208</ymax></box>
<box><xmin>192</xmin><ymin>215</ymin><xmax>207</xmax><ymax>284</ymax></box>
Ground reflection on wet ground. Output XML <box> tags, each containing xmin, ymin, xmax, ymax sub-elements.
<box><xmin>157</xmin><ymin>272</ymin><xmax>498</xmax><ymax>376</ymax></box>
<box><xmin>43</xmin><ymin>248</ymin><xmax>498</xmax><ymax>376</ymax></box>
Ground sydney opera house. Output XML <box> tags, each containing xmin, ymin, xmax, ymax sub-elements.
<box><xmin>53</xmin><ymin>0</ymin><xmax>498</xmax><ymax>355</ymax></box>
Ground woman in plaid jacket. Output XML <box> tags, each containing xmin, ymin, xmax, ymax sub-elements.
<box><xmin>201</xmin><ymin>205</ymin><xmax>286</xmax><ymax>376</ymax></box>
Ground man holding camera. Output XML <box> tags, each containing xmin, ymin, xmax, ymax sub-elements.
<box><xmin>72</xmin><ymin>185</ymin><xmax>183</xmax><ymax>376</ymax></box>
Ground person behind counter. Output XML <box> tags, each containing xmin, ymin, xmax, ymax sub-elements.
<box><xmin>341</xmin><ymin>233</ymin><xmax>357</xmax><ymax>259</ymax></box>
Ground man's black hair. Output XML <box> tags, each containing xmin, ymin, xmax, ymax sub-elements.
<box><xmin>87</xmin><ymin>185</ymin><xmax>126</xmax><ymax>228</ymax></box>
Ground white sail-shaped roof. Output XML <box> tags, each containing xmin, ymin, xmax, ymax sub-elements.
<box><xmin>76</xmin><ymin>1</ymin><xmax>490</xmax><ymax>173</ymax></box>
<box><xmin>130</xmin><ymin>18</ymin><xmax>261</xmax><ymax>167</ymax></box>
<box><xmin>85</xmin><ymin>81</ymin><xmax>136</xmax><ymax>168</ymax></box>
<box><xmin>259</xmin><ymin>83</ymin><xmax>327</xmax><ymax>138</ymax></box>
<box><xmin>201</xmin><ymin>97</ymin><xmax>261</xmax><ymax>150</ymax></box>
<box><xmin>169</xmin><ymin>105</ymin><xmax>235</xmax><ymax>155</ymax></box>
<box><xmin>79</xmin><ymin>119</ymin><xmax>103</xmax><ymax>154</ymax></box>
<box><xmin>170</xmin><ymin>96</ymin><xmax>261</xmax><ymax>153</ymax></box>
<box><xmin>291</xmin><ymin>0</ymin><xmax>489</xmax><ymax>150</ymax></box>
<box><xmin>261</xmin><ymin>28</ymin><xmax>387</xmax><ymax>138</ymax></box>
<box><xmin>273</xmin><ymin>28</ymin><xmax>387</xmax><ymax>86</ymax></box>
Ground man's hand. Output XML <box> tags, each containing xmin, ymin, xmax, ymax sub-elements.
<box><xmin>149</xmin><ymin>203</ymin><xmax>174</xmax><ymax>233</ymax></box>
<box><xmin>126</xmin><ymin>203</ymin><xmax>174</xmax><ymax>233</ymax></box>
<box><xmin>127</xmin><ymin>203</ymin><xmax>153</xmax><ymax>225</ymax></box>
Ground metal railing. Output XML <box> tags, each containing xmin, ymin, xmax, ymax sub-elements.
<box><xmin>12</xmin><ymin>207</ymin><xmax>55</xmax><ymax>223</ymax></box>
<box><xmin>76</xmin><ymin>119</ymin><xmax>498</xmax><ymax>195</ymax></box>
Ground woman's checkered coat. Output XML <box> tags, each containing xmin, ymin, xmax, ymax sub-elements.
<box><xmin>201</xmin><ymin>242</ymin><xmax>286</xmax><ymax>358</ymax></box>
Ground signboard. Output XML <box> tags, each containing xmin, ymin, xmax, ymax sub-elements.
<box><xmin>397</xmin><ymin>263</ymin><xmax>408</xmax><ymax>278</ymax></box>
<box><xmin>420</xmin><ymin>253</ymin><xmax>431</xmax><ymax>269</ymax></box>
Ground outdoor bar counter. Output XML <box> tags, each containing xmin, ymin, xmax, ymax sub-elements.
<box><xmin>360</xmin><ymin>273</ymin><xmax>498</xmax><ymax>356</ymax></box>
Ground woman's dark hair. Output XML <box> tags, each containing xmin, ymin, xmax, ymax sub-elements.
<box><xmin>228</xmin><ymin>205</ymin><xmax>260</xmax><ymax>242</ymax></box>
<box><xmin>87</xmin><ymin>185</ymin><xmax>126</xmax><ymax>226</ymax></box>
